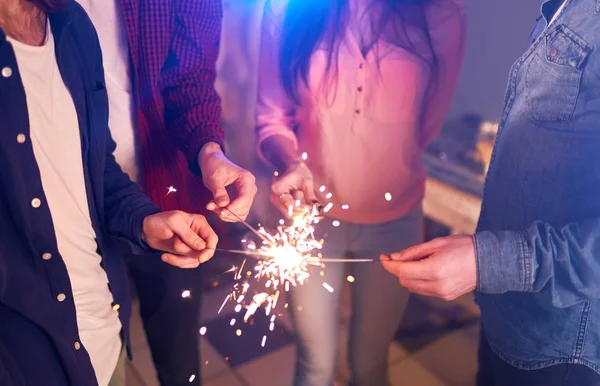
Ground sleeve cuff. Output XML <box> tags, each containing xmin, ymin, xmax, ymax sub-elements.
<box><xmin>256</xmin><ymin>128</ymin><xmax>299</xmax><ymax>167</ymax></box>
<box><xmin>128</xmin><ymin>204</ymin><xmax>162</xmax><ymax>255</ymax></box>
<box><xmin>187</xmin><ymin>135</ymin><xmax>225</xmax><ymax>177</ymax></box>
<box><xmin>474</xmin><ymin>230</ymin><xmax>533</xmax><ymax>293</ymax></box>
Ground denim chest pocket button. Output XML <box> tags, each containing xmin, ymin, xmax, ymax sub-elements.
<box><xmin>525</xmin><ymin>25</ymin><xmax>592</xmax><ymax>123</ymax></box>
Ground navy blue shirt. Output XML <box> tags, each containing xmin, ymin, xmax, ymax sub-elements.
<box><xmin>0</xmin><ymin>4</ymin><xmax>160</xmax><ymax>385</ymax></box>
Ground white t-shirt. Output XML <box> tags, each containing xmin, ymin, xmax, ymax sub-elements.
<box><xmin>77</xmin><ymin>0</ymin><xmax>138</xmax><ymax>182</ymax></box>
<box><xmin>7</xmin><ymin>24</ymin><xmax>122</xmax><ymax>386</ymax></box>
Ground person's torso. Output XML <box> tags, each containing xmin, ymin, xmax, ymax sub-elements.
<box><xmin>272</xmin><ymin>0</ymin><xmax>461</xmax><ymax>224</ymax></box>
<box><xmin>6</xmin><ymin>25</ymin><xmax>122</xmax><ymax>386</ymax></box>
<box><xmin>0</xmin><ymin>5</ymin><xmax>133</xmax><ymax>384</ymax></box>
<box><xmin>102</xmin><ymin>0</ymin><xmax>214</xmax><ymax>214</ymax></box>
<box><xmin>476</xmin><ymin>0</ymin><xmax>600</xmax><ymax>373</ymax></box>
<box><xmin>77</xmin><ymin>0</ymin><xmax>138</xmax><ymax>183</ymax></box>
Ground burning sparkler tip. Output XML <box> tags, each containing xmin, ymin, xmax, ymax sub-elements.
<box><xmin>166</xmin><ymin>186</ymin><xmax>177</xmax><ymax>196</ymax></box>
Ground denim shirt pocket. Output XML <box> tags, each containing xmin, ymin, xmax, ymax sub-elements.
<box><xmin>525</xmin><ymin>25</ymin><xmax>592</xmax><ymax>122</ymax></box>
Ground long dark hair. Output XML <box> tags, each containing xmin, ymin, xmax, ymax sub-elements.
<box><xmin>279</xmin><ymin>0</ymin><xmax>439</xmax><ymax>104</ymax></box>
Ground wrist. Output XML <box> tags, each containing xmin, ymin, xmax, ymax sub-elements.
<box><xmin>141</xmin><ymin>216</ymin><xmax>150</xmax><ymax>243</ymax></box>
<box><xmin>198</xmin><ymin>142</ymin><xmax>223</xmax><ymax>169</ymax></box>
<box><xmin>285</xmin><ymin>159</ymin><xmax>305</xmax><ymax>172</ymax></box>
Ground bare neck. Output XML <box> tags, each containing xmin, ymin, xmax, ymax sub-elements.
<box><xmin>0</xmin><ymin>0</ymin><xmax>47</xmax><ymax>46</ymax></box>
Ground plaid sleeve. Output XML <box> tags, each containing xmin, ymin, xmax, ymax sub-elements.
<box><xmin>158</xmin><ymin>0</ymin><xmax>225</xmax><ymax>176</ymax></box>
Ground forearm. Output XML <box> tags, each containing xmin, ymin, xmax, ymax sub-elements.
<box><xmin>104</xmin><ymin>149</ymin><xmax>161</xmax><ymax>251</ymax></box>
<box><xmin>160</xmin><ymin>0</ymin><xmax>224</xmax><ymax>174</ymax></box>
<box><xmin>475</xmin><ymin>218</ymin><xmax>600</xmax><ymax>307</ymax></box>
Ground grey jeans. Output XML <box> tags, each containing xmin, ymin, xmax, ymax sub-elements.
<box><xmin>290</xmin><ymin>206</ymin><xmax>423</xmax><ymax>386</ymax></box>
<box><xmin>108</xmin><ymin>345</ymin><xmax>126</xmax><ymax>386</ymax></box>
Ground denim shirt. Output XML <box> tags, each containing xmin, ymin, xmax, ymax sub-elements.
<box><xmin>0</xmin><ymin>4</ymin><xmax>160</xmax><ymax>385</ymax></box>
<box><xmin>473</xmin><ymin>0</ymin><xmax>600</xmax><ymax>373</ymax></box>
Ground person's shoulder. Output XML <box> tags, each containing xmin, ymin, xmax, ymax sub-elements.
<box><xmin>53</xmin><ymin>3</ymin><xmax>103</xmax><ymax>72</ymax></box>
<box><xmin>60</xmin><ymin>1</ymin><xmax>97</xmax><ymax>37</ymax></box>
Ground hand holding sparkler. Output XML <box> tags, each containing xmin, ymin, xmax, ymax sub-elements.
<box><xmin>199</xmin><ymin>142</ymin><xmax>257</xmax><ymax>222</ymax></box>
<box><xmin>142</xmin><ymin>211</ymin><xmax>218</xmax><ymax>268</ymax></box>
<box><xmin>381</xmin><ymin>235</ymin><xmax>476</xmax><ymax>301</ymax></box>
<box><xmin>271</xmin><ymin>162</ymin><xmax>319</xmax><ymax>215</ymax></box>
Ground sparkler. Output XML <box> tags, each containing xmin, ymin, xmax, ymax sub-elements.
<box><xmin>166</xmin><ymin>185</ymin><xmax>177</xmax><ymax>195</ymax></box>
<box><xmin>165</xmin><ymin>182</ymin><xmax>385</xmax><ymax>348</ymax></box>
<box><xmin>219</xmin><ymin>203</ymin><xmax>325</xmax><ymax>342</ymax></box>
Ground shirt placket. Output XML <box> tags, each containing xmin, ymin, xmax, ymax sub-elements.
<box><xmin>353</xmin><ymin>59</ymin><xmax>366</xmax><ymax>125</ymax></box>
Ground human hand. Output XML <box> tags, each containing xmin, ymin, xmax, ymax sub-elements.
<box><xmin>381</xmin><ymin>235</ymin><xmax>477</xmax><ymax>301</ymax></box>
<box><xmin>198</xmin><ymin>142</ymin><xmax>257</xmax><ymax>222</ymax></box>
<box><xmin>142</xmin><ymin>211</ymin><xmax>218</xmax><ymax>268</ymax></box>
<box><xmin>270</xmin><ymin>162</ymin><xmax>318</xmax><ymax>216</ymax></box>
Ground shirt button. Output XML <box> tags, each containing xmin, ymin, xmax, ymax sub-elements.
<box><xmin>1</xmin><ymin>66</ymin><xmax>12</xmax><ymax>78</ymax></box>
<box><xmin>355</xmin><ymin>109</ymin><xmax>361</xmax><ymax>114</ymax></box>
<box><xmin>16</xmin><ymin>134</ymin><xmax>26</xmax><ymax>143</ymax></box>
<box><xmin>42</xmin><ymin>253</ymin><xmax>52</xmax><ymax>261</ymax></box>
<box><xmin>31</xmin><ymin>198</ymin><xmax>41</xmax><ymax>208</ymax></box>
<box><xmin>74</xmin><ymin>341</ymin><xmax>81</xmax><ymax>350</ymax></box>
<box><xmin>550</xmin><ymin>49</ymin><xmax>558</xmax><ymax>57</ymax></box>
<box><xmin>357</xmin><ymin>86</ymin><xmax>363</xmax><ymax>92</ymax></box>
<box><xmin>57</xmin><ymin>293</ymin><xmax>66</xmax><ymax>302</ymax></box>
<box><xmin>358</xmin><ymin>63</ymin><xmax>364</xmax><ymax>69</ymax></box>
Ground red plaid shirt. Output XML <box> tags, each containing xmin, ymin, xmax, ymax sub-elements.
<box><xmin>118</xmin><ymin>0</ymin><xmax>224</xmax><ymax>214</ymax></box>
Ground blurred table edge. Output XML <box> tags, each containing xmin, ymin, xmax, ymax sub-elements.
<box><xmin>423</xmin><ymin>153</ymin><xmax>484</xmax><ymax>235</ymax></box>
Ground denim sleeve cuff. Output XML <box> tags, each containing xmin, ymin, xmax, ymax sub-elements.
<box><xmin>474</xmin><ymin>230</ymin><xmax>534</xmax><ymax>293</ymax></box>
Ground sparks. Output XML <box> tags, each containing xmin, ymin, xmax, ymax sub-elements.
<box><xmin>199</xmin><ymin>327</ymin><xmax>207</xmax><ymax>335</ymax></box>
<box><xmin>181</xmin><ymin>290</ymin><xmax>191</xmax><ymax>298</ymax></box>
<box><xmin>166</xmin><ymin>186</ymin><xmax>177</xmax><ymax>196</ymax></box>
<box><xmin>219</xmin><ymin>204</ymin><xmax>326</xmax><ymax>339</ymax></box>
<box><xmin>188</xmin><ymin>375</ymin><xmax>196</xmax><ymax>383</ymax></box>
<box><xmin>323</xmin><ymin>282</ymin><xmax>334</xmax><ymax>292</ymax></box>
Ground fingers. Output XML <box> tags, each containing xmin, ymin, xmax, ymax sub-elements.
<box><xmin>389</xmin><ymin>238</ymin><xmax>447</xmax><ymax>262</ymax></box>
<box><xmin>382</xmin><ymin>258</ymin><xmax>452</xmax><ymax>299</ymax></box>
<box><xmin>167</xmin><ymin>212</ymin><xmax>207</xmax><ymax>252</ymax></box>
<box><xmin>381</xmin><ymin>250</ymin><xmax>442</xmax><ymax>281</ymax></box>
<box><xmin>161</xmin><ymin>214</ymin><xmax>217</xmax><ymax>265</ymax></box>
<box><xmin>206</xmin><ymin>187</ymin><xmax>231</xmax><ymax>212</ymax></box>
<box><xmin>221</xmin><ymin>172</ymin><xmax>257</xmax><ymax>222</ymax></box>
<box><xmin>269</xmin><ymin>192</ymin><xmax>292</xmax><ymax>216</ymax></box>
<box><xmin>301</xmin><ymin>179</ymin><xmax>318</xmax><ymax>204</ymax></box>
<box><xmin>161</xmin><ymin>253</ymin><xmax>201</xmax><ymax>269</ymax></box>
<box><xmin>397</xmin><ymin>279</ymin><xmax>439</xmax><ymax>297</ymax></box>
<box><xmin>190</xmin><ymin>214</ymin><xmax>219</xmax><ymax>263</ymax></box>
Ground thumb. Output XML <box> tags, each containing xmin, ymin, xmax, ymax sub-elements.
<box><xmin>392</xmin><ymin>239</ymin><xmax>444</xmax><ymax>262</ymax></box>
<box><xmin>211</xmin><ymin>186</ymin><xmax>231</xmax><ymax>208</ymax></box>
<box><xmin>169</xmin><ymin>213</ymin><xmax>206</xmax><ymax>251</ymax></box>
<box><xmin>301</xmin><ymin>179</ymin><xmax>318</xmax><ymax>204</ymax></box>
